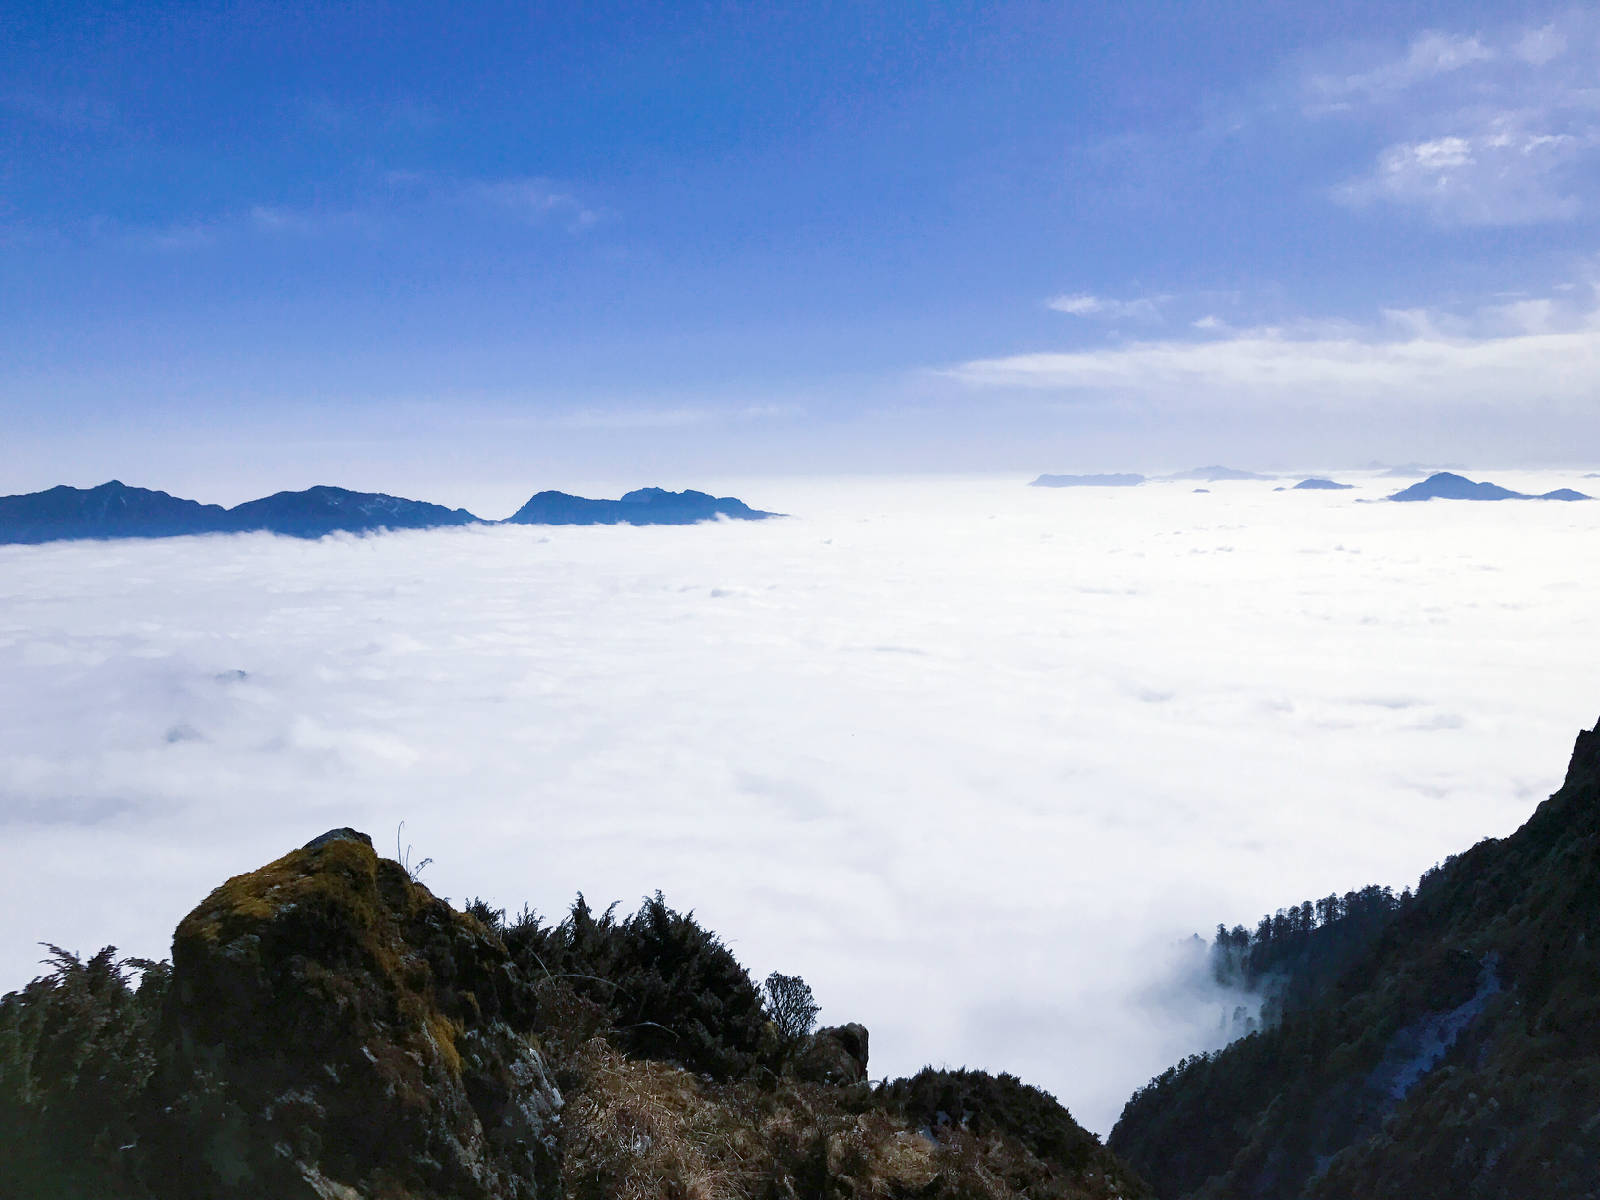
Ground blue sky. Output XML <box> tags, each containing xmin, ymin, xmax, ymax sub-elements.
<box><xmin>5</xmin><ymin>2</ymin><xmax>1600</xmax><ymax>504</ymax></box>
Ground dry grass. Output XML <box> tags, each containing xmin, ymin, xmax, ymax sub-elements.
<box><xmin>557</xmin><ymin>1038</ymin><xmax>1148</xmax><ymax>1200</ymax></box>
<box><xmin>561</xmin><ymin>1038</ymin><xmax>754</xmax><ymax>1200</ymax></box>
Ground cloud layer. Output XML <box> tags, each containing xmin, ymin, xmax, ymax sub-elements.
<box><xmin>1</xmin><ymin>475</ymin><xmax>1596</xmax><ymax>1132</ymax></box>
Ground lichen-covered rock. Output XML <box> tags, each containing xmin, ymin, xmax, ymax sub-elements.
<box><xmin>163</xmin><ymin>830</ymin><xmax>560</xmax><ymax>1199</ymax></box>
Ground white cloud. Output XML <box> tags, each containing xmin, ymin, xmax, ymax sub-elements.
<box><xmin>1338</xmin><ymin>121</ymin><xmax>1589</xmax><ymax>226</ymax></box>
<box><xmin>1048</xmin><ymin>292</ymin><xmax>1165</xmax><ymax>321</ymax></box>
<box><xmin>1304</xmin><ymin>31</ymin><xmax>1495</xmax><ymax>110</ymax></box>
<box><xmin>1514</xmin><ymin>23</ymin><xmax>1568</xmax><ymax>66</ymax></box>
<box><xmin>2</xmin><ymin>479</ymin><xmax>1596</xmax><ymax>1133</ymax></box>
<box><xmin>950</xmin><ymin>289</ymin><xmax>1600</xmax><ymax>407</ymax></box>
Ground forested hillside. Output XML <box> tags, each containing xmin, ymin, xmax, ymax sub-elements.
<box><xmin>1111</xmin><ymin>720</ymin><xmax>1600</xmax><ymax>1199</ymax></box>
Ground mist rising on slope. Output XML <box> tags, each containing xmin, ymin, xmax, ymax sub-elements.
<box><xmin>1</xmin><ymin>472</ymin><xmax>1596</xmax><ymax>1133</ymax></box>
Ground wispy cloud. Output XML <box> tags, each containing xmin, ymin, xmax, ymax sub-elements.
<box><xmin>98</xmin><ymin>172</ymin><xmax>607</xmax><ymax>252</ymax></box>
<box><xmin>1299</xmin><ymin>13</ymin><xmax>1600</xmax><ymax>227</ymax></box>
<box><xmin>299</xmin><ymin>94</ymin><xmax>441</xmax><ymax>135</ymax></box>
<box><xmin>1336</xmin><ymin>121</ymin><xmax>1591</xmax><ymax>226</ymax></box>
<box><xmin>949</xmin><ymin>284</ymin><xmax>1600</xmax><ymax>408</ymax></box>
<box><xmin>111</xmin><ymin>204</ymin><xmax>377</xmax><ymax>252</ymax></box>
<box><xmin>1048</xmin><ymin>293</ymin><xmax>1166</xmax><ymax>321</ymax></box>
<box><xmin>459</xmin><ymin>177</ymin><xmax>605</xmax><ymax>232</ymax></box>
<box><xmin>521</xmin><ymin>403</ymin><xmax>801</xmax><ymax>432</ymax></box>
<box><xmin>1302</xmin><ymin>31</ymin><xmax>1495</xmax><ymax>113</ymax></box>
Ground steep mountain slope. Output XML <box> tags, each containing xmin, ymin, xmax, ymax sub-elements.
<box><xmin>1110</xmin><ymin>719</ymin><xmax>1600</xmax><ymax>1199</ymax></box>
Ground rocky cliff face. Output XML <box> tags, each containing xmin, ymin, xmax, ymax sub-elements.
<box><xmin>161</xmin><ymin>827</ymin><xmax>561</xmax><ymax>1199</ymax></box>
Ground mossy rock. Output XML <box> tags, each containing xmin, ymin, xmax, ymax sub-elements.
<box><xmin>164</xmin><ymin>831</ymin><xmax>561</xmax><ymax>1199</ymax></box>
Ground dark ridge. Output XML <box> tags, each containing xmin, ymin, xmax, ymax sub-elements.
<box><xmin>507</xmin><ymin>486</ymin><xmax>779</xmax><ymax>525</ymax></box>
<box><xmin>0</xmin><ymin>481</ymin><xmax>231</xmax><ymax>544</ymax></box>
<box><xmin>1110</xmin><ymin>718</ymin><xmax>1600</xmax><ymax>1200</ymax></box>
<box><xmin>224</xmin><ymin>485</ymin><xmax>481</xmax><ymax>537</ymax></box>
<box><xmin>0</xmin><ymin>481</ymin><xmax>782</xmax><ymax>544</ymax></box>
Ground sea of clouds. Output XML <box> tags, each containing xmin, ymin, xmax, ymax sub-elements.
<box><xmin>2</xmin><ymin>470</ymin><xmax>1597</xmax><ymax>1133</ymax></box>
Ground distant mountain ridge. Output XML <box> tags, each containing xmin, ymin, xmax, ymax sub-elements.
<box><xmin>1030</xmin><ymin>473</ymin><xmax>1147</xmax><ymax>488</ymax></box>
<box><xmin>225</xmin><ymin>485</ymin><xmax>479</xmax><ymax>537</ymax></box>
<box><xmin>1028</xmin><ymin>466</ymin><xmax>1281</xmax><ymax>487</ymax></box>
<box><xmin>1389</xmin><ymin>472</ymin><xmax>1590</xmax><ymax>502</ymax></box>
<box><xmin>0</xmin><ymin>481</ymin><xmax>231</xmax><ymax>544</ymax></box>
<box><xmin>507</xmin><ymin>487</ymin><xmax>778</xmax><ymax>525</ymax></box>
<box><xmin>1162</xmin><ymin>466</ymin><xmax>1276</xmax><ymax>482</ymax></box>
<box><xmin>0</xmin><ymin>480</ymin><xmax>779</xmax><ymax>545</ymax></box>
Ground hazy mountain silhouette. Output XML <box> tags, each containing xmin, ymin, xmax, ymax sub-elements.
<box><xmin>1029</xmin><ymin>473</ymin><xmax>1146</xmax><ymax>488</ymax></box>
<box><xmin>1163</xmin><ymin>466</ymin><xmax>1275</xmax><ymax>482</ymax></box>
<box><xmin>1389</xmin><ymin>472</ymin><xmax>1591</xmax><ymax>502</ymax></box>
<box><xmin>1292</xmin><ymin>478</ymin><xmax>1354</xmax><ymax>491</ymax></box>
<box><xmin>507</xmin><ymin>487</ymin><xmax>778</xmax><ymax>525</ymax></box>
<box><xmin>1367</xmin><ymin>462</ymin><xmax>1465</xmax><ymax>479</ymax></box>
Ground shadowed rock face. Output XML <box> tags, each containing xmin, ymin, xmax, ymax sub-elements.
<box><xmin>165</xmin><ymin>831</ymin><xmax>560</xmax><ymax>1199</ymax></box>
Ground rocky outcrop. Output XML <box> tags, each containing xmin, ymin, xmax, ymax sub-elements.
<box><xmin>163</xmin><ymin>829</ymin><xmax>560</xmax><ymax>1199</ymax></box>
<box><xmin>796</xmin><ymin>1022</ymin><xmax>870</xmax><ymax>1085</ymax></box>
